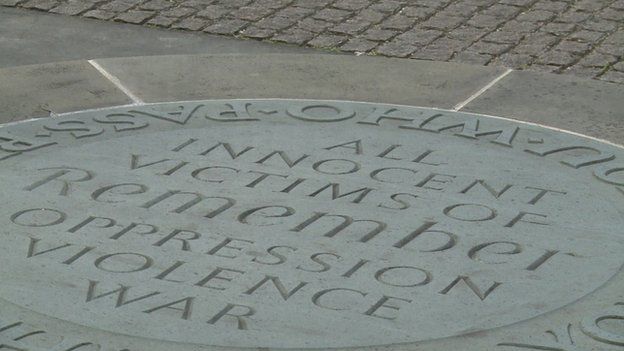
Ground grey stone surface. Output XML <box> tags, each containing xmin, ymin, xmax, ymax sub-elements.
<box><xmin>94</xmin><ymin>54</ymin><xmax>507</xmax><ymax>108</ymax></box>
<box><xmin>1</xmin><ymin>99</ymin><xmax>624</xmax><ymax>350</ymax></box>
<box><xmin>463</xmin><ymin>70</ymin><xmax>624</xmax><ymax>145</ymax></box>
<box><xmin>0</xmin><ymin>61</ymin><xmax>131</xmax><ymax>123</ymax></box>
<box><xmin>0</xmin><ymin>6</ymin><xmax>313</xmax><ymax>68</ymax></box>
<box><xmin>2</xmin><ymin>0</ymin><xmax>624</xmax><ymax>83</ymax></box>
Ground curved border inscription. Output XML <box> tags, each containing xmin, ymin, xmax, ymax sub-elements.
<box><xmin>3</xmin><ymin>100</ymin><xmax>623</xmax><ymax>191</ymax></box>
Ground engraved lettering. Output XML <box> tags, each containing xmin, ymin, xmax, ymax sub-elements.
<box><xmin>91</xmin><ymin>183</ymin><xmax>148</xmax><ymax>203</ymax></box>
<box><xmin>206</xmin><ymin>304</ymin><xmax>255</xmax><ymax>330</ymax></box>
<box><xmin>26</xmin><ymin>237</ymin><xmax>72</xmax><ymax>258</ymax></box>
<box><xmin>469</xmin><ymin>242</ymin><xmax>522</xmax><ymax>264</ymax></box>
<box><xmin>206</xmin><ymin>238</ymin><xmax>254</xmax><ymax>259</ymax></box>
<box><xmin>498</xmin><ymin>324</ymin><xmax>579</xmax><ymax>351</ymax></box>
<box><xmin>195</xmin><ymin>267</ymin><xmax>245</xmax><ymax>290</ymax></box>
<box><xmin>94</xmin><ymin>253</ymin><xmax>153</xmax><ymax>273</ymax></box>
<box><xmin>130</xmin><ymin>154</ymin><xmax>188</xmax><ymax>176</ymax></box>
<box><xmin>244</xmin><ymin>170</ymin><xmax>287</xmax><ymax>188</ymax></box>
<box><xmin>526</xmin><ymin>250</ymin><xmax>560</xmax><ymax>271</ymax></box>
<box><xmin>460</xmin><ymin>180</ymin><xmax>513</xmax><ymax>199</ymax></box>
<box><xmin>439</xmin><ymin>276</ymin><xmax>502</xmax><ymax>301</ymax></box>
<box><xmin>324</xmin><ymin>139</ymin><xmax>362</xmax><ymax>154</ymax></box>
<box><xmin>412</xmin><ymin>149</ymin><xmax>444</xmax><ymax>166</ymax></box>
<box><xmin>504</xmin><ymin>211</ymin><xmax>549</xmax><ymax>228</ymax></box>
<box><xmin>524</xmin><ymin>186</ymin><xmax>567</xmax><ymax>205</ymax></box>
<box><xmin>443</xmin><ymin>203</ymin><xmax>497</xmax><ymax>222</ymax></box>
<box><xmin>110</xmin><ymin>222</ymin><xmax>158</xmax><ymax>240</ymax></box>
<box><xmin>581</xmin><ymin>308</ymin><xmax>624</xmax><ymax>346</ymax></box>
<box><xmin>364</xmin><ymin>295</ymin><xmax>412</xmax><ymax>320</ymax></box>
<box><xmin>141</xmin><ymin>191</ymin><xmax>235</xmax><ymax>218</ymax></box>
<box><xmin>62</xmin><ymin>246</ymin><xmax>96</xmax><ymax>265</ymax></box>
<box><xmin>252</xmin><ymin>246</ymin><xmax>297</xmax><ymax>266</ymax></box>
<box><xmin>171</xmin><ymin>138</ymin><xmax>197</xmax><ymax>152</ymax></box>
<box><xmin>370</xmin><ymin>167</ymin><xmax>417</xmax><ymax>184</ymax></box>
<box><xmin>377</xmin><ymin>144</ymin><xmax>403</xmax><ymax>160</ymax></box>
<box><xmin>143</xmin><ymin>297</ymin><xmax>194</xmax><ymax>320</ymax></box>
<box><xmin>1</xmin><ymin>100</ymin><xmax>622</xmax><ymax>348</ymax></box>
<box><xmin>312</xmin><ymin>288</ymin><xmax>367</xmax><ymax>311</ymax></box>
<box><xmin>312</xmin><ymin>159</ymin><xmax>360</xmax><ymax>175</ymax></box>
<box><xmin>594</xmin><ymin>165</ymin><xmax>624</xmax><ymax>186</ymax></box>
<box><xmin>43</xmin><ymin>120</ymin><xmax>105</xmax><ymax>139</ymax></box>
<box><xmin>341</xmin><ymin>259</ymin><xmax>369</xmax><ymax>278</ymax></box>
<box><xmin>131</xmin><ymin>105</ymin><xmax>204</xmax><ymax>125</ymax></box>
<box><xmin>296</xmin><ymin>252</ymin><xmax>339</xmax><ymax>273</ymax></box>
<box><xmin>238</xmin><ymin>206</ymin><xmax>295</xmax><ymax>226</ymax></box>
<box><xmin>358</xmin><ymin>108</ymin><xmax>415</xmax><ymax>126</ymax></box>
<box><xmin>308</xmin><ymin>183</ymin><xmax>375</xmax><ymax>204</ymax></box>
<box><xmin>85</xmin><ymin>280</ymin><xmax>160</xmax><ymax>307</ymax></box>
<box><xmin>154</xmin><ymin>260</ymin><xmax>186</xmax><ymax>283</ymax></box>
<box><xmin>199</xmin><ymin>142</ymin><xmax>254</xmax><ymax>159</ymax></box>
<box><xmin>280</xmin><ymin>177</ymin><xmax>306</xmax><ymax>193</ymax></box>
<box><xmin>287</xmin><ymin>104</ymin><xmax>355</xmax><ymax>122</ymax></box>
<box><xmin>454</xmin><ymin>119</ymin><xmax>519</xmax><ymax>147</ymax></box>
<box><xmin>255</xmin><ymin>150</ymin><xmax>309</xmax><ymax>168</ymax></box>
<box><xmin>206</xmin><ymin>103</ymin><xmax>259</xmax><ymax>122</ymax></box>
<box><xmin>291</xmin><ymin>212</ymin><xmax>387</xmax><ymax>243</ymax></box>
<box><xmin>375</xmin><ymin>266</ymin><xmax>432</xmax><ymax>287</ymax></box>
<box><xmin>394</xmin><ymin>222</ymin><xmax>457</xmax><ymax>252</ymax></box>
<box><xmin>153</xmin><ymin>229</ymin><xmax>200</xmax><ymax>251</ymax></box>
<box><xmin>68</xmin><ymin>216</ymin><xmax>116</xmax><ymax>234</ymax></box>
<box><xmin>243</xmin><ymin>275</ymin><xmax>308</xmax><ymax>300</ymax></box>
<box><xmin>0</xmin><ymin>131</ymin><xmax>56</xmax><ymax>153</ymax></box>
<box><xmin>192</xmin><ymin>166</ymin><xmax>240</xmax><ymax>183</ymax></box>
<box><xmin>378</xmin><ymin>193</ymin><xmax>419</xmax><ymax>210</ymax></box>
<box><xmin>11</xmin><ymin>208</ymin><xmax>66</xmax><ymax>227</ymax></box>
<box><xmin>525</xmin><ymin>145</ymin><xmax>615</xmax><ymax>169</ymax></box>
<box><xmin>24</xmin><ymin>167</ymin><xmax>94</xmax><ymax>196</ymax></box>
<box><xmin>415</xmin><ymin>173</ymin><xmax>456</xmax><ymax>191</ymax></box>
<box><xmin>93</xmin><ymin>113</ymin><xmax>149</xmax><ymax>131</ymax></box>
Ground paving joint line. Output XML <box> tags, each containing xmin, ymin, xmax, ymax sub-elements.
<box><xmin>87</xmin><ymin>59</ymin><xmax>144</xmax><ymax>105</ymax></box>
<box><xmin>453</xmin><ymin>68</ymin><xmax>513</xmax><ymax>111</ymax></box>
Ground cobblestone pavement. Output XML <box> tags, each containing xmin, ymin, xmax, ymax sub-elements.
<box><xmin>2</xmin><ymin>0</ymin><xmax>624</xmax><ymax>83</ymax></box>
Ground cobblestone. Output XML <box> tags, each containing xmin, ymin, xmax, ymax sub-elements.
<box><xmin>600</xmin><ymin>69</ymin><xmax>624</xmax><ymax>83</ymax></box>
<box><xmin>114</xmin><ymin>9</ymin><xmax>155</xmax><ymax>24</ymax></box>
<box><xmin>21</xmin><ymin>0</ymin><xmax>58</xmax><ymax>10</ymax></box>
<box><xmin>376</xmin><ymin>41</ymin><xmax>417</xmax><ymax>57</ymax></box>
<box><xmin>83</xmin><ymin>9</ymin><xmax>116</xmax><ymax>20</ymax></box>
<box><xmin>50</xmin><ymin>0</ymin><xmax>98</xmax><ymax>15</ymax></box>
<box><xmin>340</xmin><ymin>37</ymin><xmax>378</xmax><ymax>51</ymax></box>
<box><xmin>172</xmin><ymin>16</ymin><xmax>207</xmax><ymax>30</ymax></box>
<box><xmin>3</xmin><ymin>0</ymin><xmax>624</xmax><ymax>83</ymax></box>
<box><xmin>272</xmin><ymin>28</ymin><xmax>315</xmax><ymax>44</ymax></box>
<box><xmin>139</xmin><ymin>0</ymin><xmax>173</xmax><ymax>10</ymax></box>
<box><xmin>146</xmin><ymin>15</ymin><xmax>176</xmax><ymax>27</ymax></box>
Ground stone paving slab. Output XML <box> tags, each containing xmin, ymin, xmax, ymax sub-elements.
<box><xmin>463</xmin><ymin>70</ymin><xmax>624</xmax><ymax>144</ymax></box>
<box><xmin>94</xmin><ymin>53</ymin><xmax>507</xmax><ymax>108</ymax></box>
<box><xmin>0</xmin><ymin>60</ymin><xmax>132</xmax><ymax>123</ymax></box>
<box><xmin>0</xmin><ymin>53</ymin><xmax>624</xmax><ymax>351</ymax></box>
<box><xmin>2</xmin><ymin>54</ymin><xmax>622</xmax><ymax>146</ymax></box>
<box><xmin>0</xmin><ymin>6</ymin><xmax>313</xmax><ymax>68</ymax></box>
<box><xmin>0</xmin><ymin>55</ymin><xmax>624</xmax><ymax>351</ymax></box>
<box><xmin>2</xmin><ymin>0</ymin><xmax>624</xmax><ymax>84</ymax></box>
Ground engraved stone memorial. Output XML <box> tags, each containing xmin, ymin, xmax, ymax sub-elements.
<box><xmin>0</xmin><ymin>99</ymin><xmax>623</xmax><ymax>351</ymax></box>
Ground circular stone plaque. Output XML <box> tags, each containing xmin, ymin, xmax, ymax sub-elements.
<box><xmin>0</xmin><ymin>99</ymin><xmax>623</xmax><ymax>351</ymax></box>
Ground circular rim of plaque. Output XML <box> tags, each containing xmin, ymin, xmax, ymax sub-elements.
<box><xmin>0</xmin><ymin>99</ymin><xmax>623</xmax><ymax>351</ymax></box>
